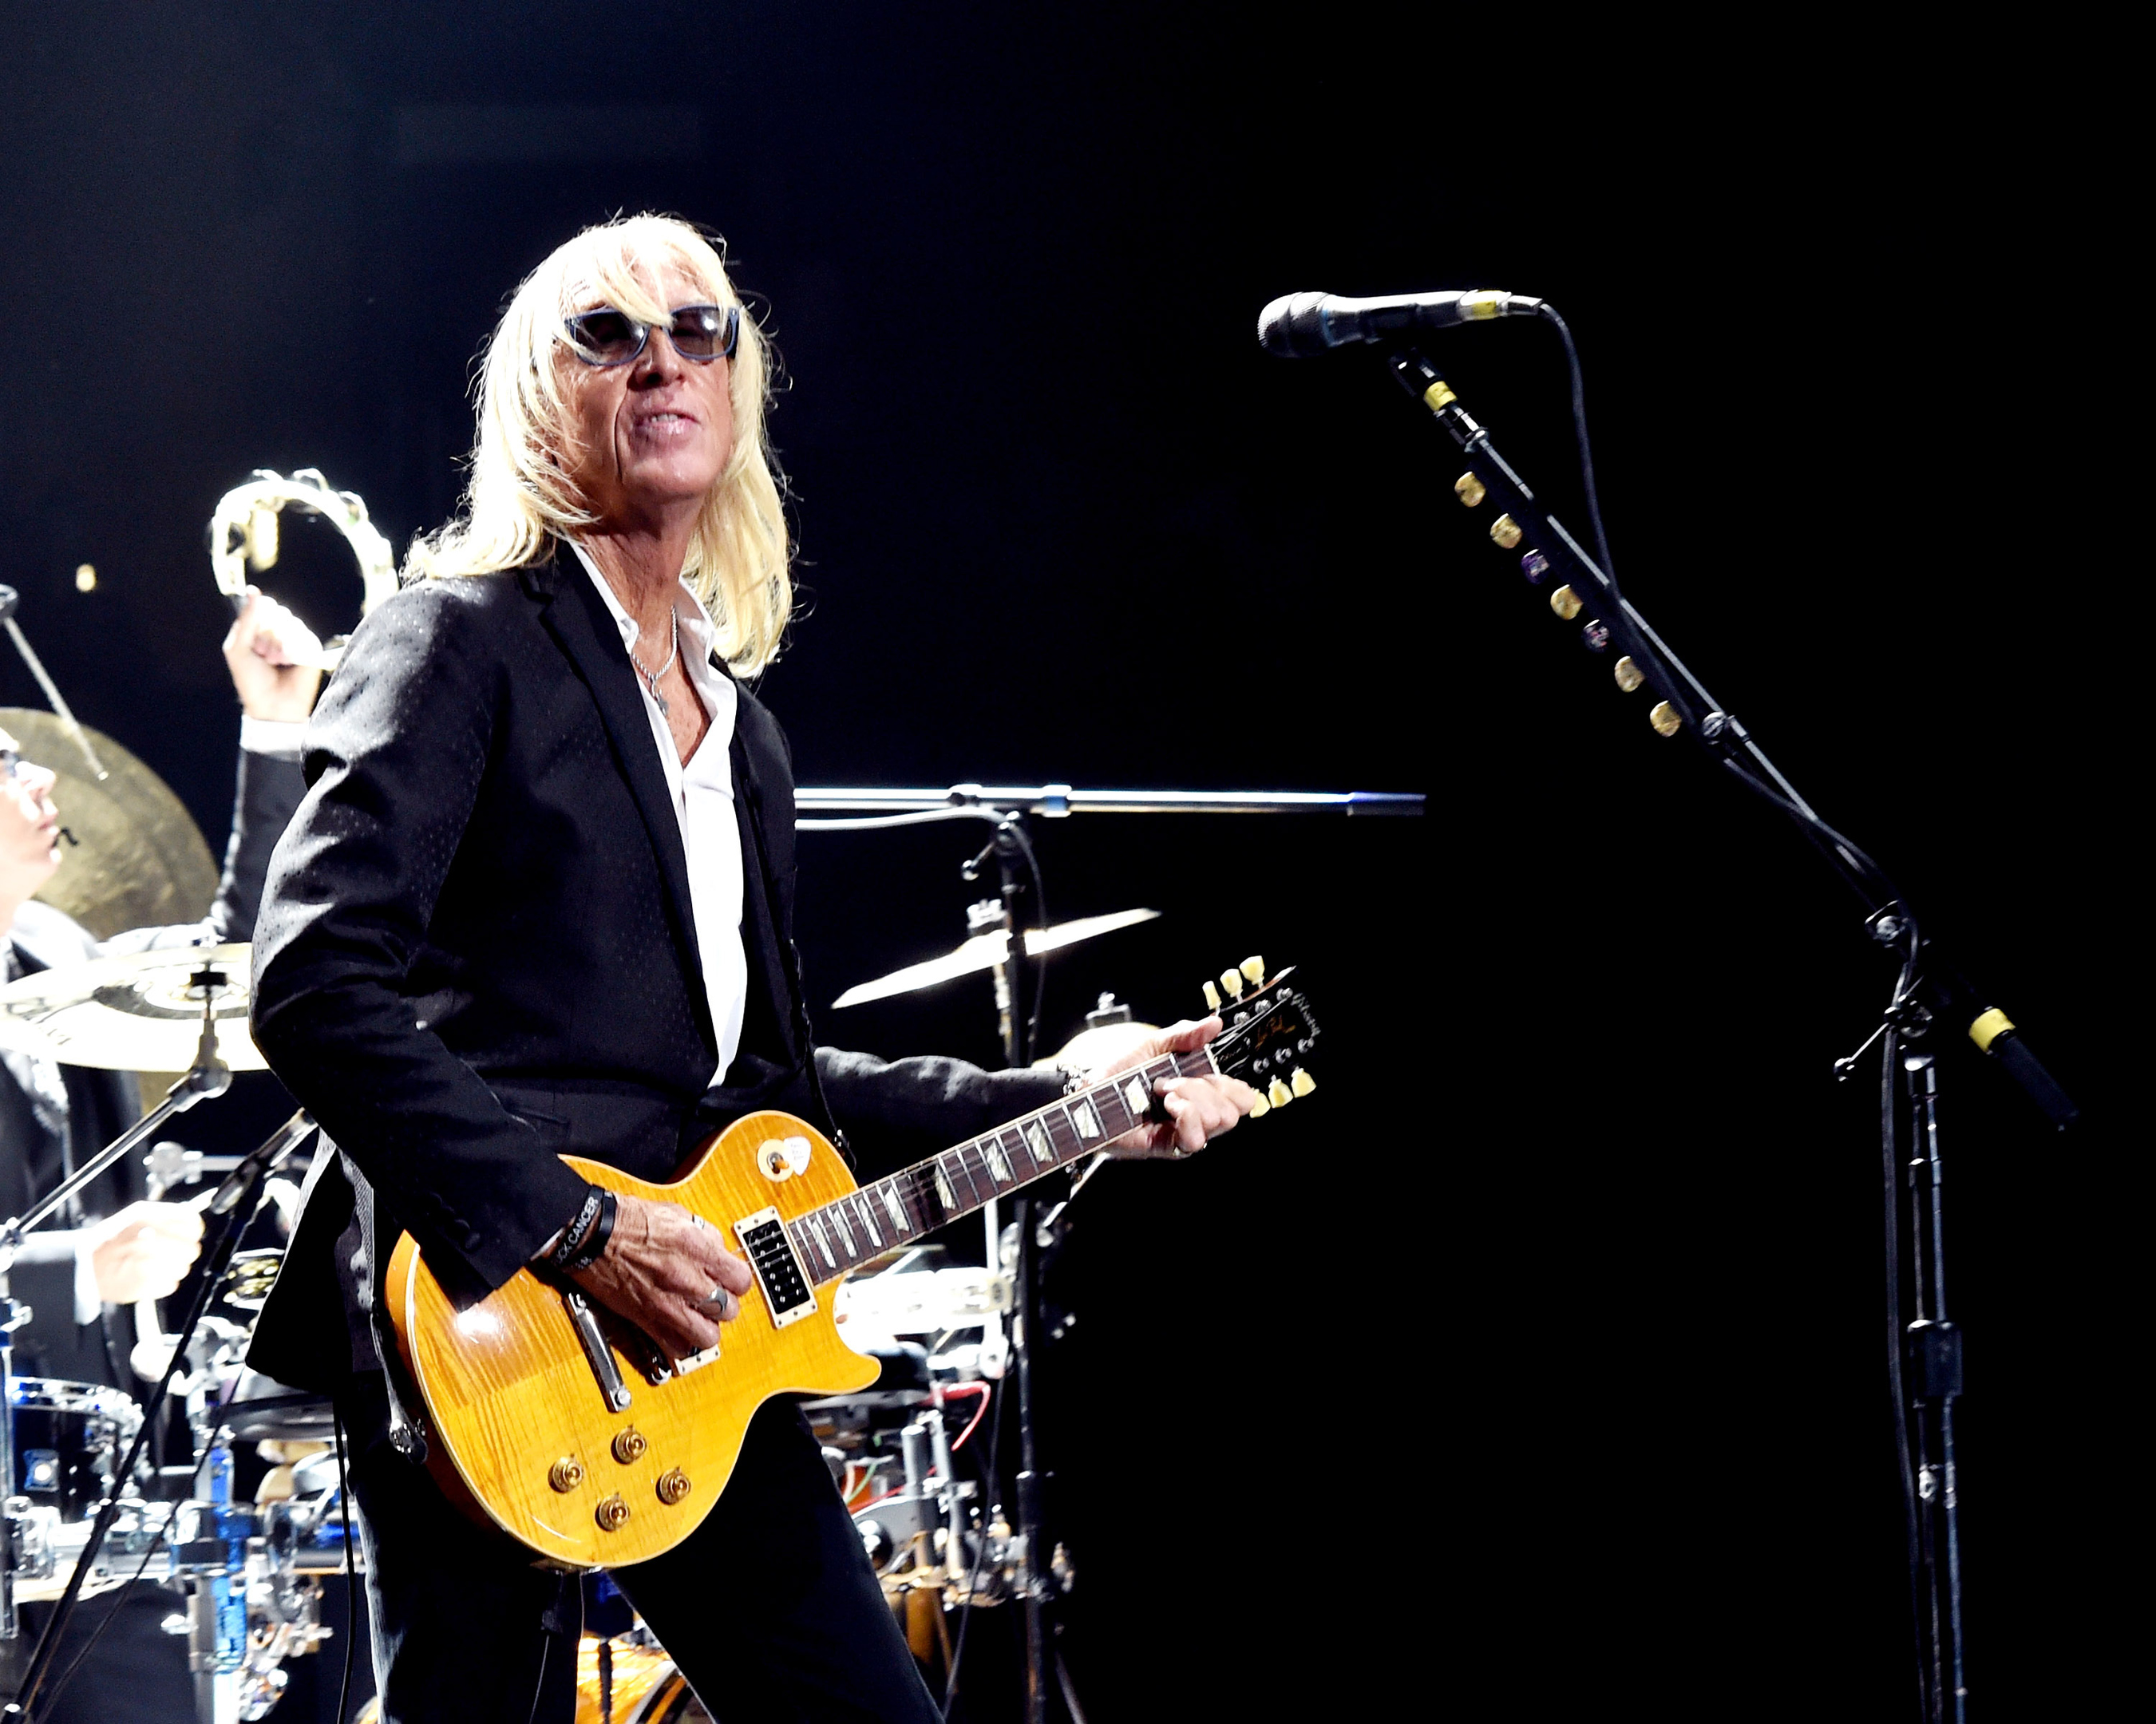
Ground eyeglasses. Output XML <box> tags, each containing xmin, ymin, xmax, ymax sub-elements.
<box><xmin>562</xmin><ymin>303</ymin><xmax>740</xmax><ymax>369</ymax></box>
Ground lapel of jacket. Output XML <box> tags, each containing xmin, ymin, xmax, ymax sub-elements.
<box><xmin>528</xmin><ymin>552</ymin><xmax>718</xmax><ymax>1058</ymax></box>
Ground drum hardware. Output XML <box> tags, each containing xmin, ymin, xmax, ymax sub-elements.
<box><xmin>0</xmin><ymin>587</ymin><xmax>112</xmax><ymax>785</ymax></box>
<box><xmin>0</xmin><ymin>706</ymin><xmax>222</xmax><ymax>945</ymax></box>
<box><xmin>208</xmin><ymin>467</ymin><xmax>399</xmax><ymax>670</ymax></box>
<box><xmin>2</xmin><ymin>1106</ymin><xmax>316</xmax><ymax>1718</ymax></box>
<box><xmin>0</xmin><ymin>941</ymin><xmax>268</xmax><ymax>1076</ymax></box>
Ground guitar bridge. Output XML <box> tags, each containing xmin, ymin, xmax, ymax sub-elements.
<box><xmin>734</xmin><ymin>1207</ymin><xmax>816</xmax><ymax>1329</ymax></box>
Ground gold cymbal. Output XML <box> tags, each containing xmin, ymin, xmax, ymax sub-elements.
<box><xmin>2</xmin><ymin>706</ymin><xmax>220</xmax><ymax>943</ymax></box>
<box><xmin>0</xmin><ymin>942</ymin><xmax>266</xmax><ymax>1071</ymax></box>
<box><xmin>829</xmin><ymin>908</ymin><xmax>1161</xmax><ymax>1010</ymax></box>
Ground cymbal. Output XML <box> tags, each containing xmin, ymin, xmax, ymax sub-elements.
<box><xmin>2</xmin><ymin>706</ymin><xmax>220</xmax><ymax>943</ymax></box>
<box><xmin>0</xmin><ymin>942</ymin><xmax>267</xmax><ymax>1071</ymax></box>
<box><xmin>830</xmin><ymin>908</ymin><xmax>1161</xmax><ymax>1010</ymax></box>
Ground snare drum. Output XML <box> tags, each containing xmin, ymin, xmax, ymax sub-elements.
<box><xmin>578</xmin><ymin>1634</ymin><xmax>713</xmax><ymax>1723</ymax></box>
<box><xmin>7</xmin><ymin>1376</ymin><xmax>143</xmax><ymax>1521</ymax></box>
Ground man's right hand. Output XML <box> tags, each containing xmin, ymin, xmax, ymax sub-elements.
<box><xmin>567</xmin><ymin>1192</ymin><xmax>754</xmax><ymax>1360</ymax></box>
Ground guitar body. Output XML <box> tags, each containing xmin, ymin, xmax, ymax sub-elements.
<box><xmin>385</xmin><ymin>1109</ymin><xmax>879</xmax><ymax>1568</ymax></box>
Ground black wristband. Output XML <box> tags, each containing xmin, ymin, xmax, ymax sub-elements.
<box><xmin>563</xmin><ymin>1189</ymin><xmax>618</xmax><ymax>1273</ymax></box>
<box><xmin>548</xmin><ymin>1185</ymin><xmax>616</xmax><ymax>1275</ymax></box>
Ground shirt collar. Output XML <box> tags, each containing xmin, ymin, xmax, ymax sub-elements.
<box><xmin>566</xmin><ymin>540</ymin><xmax>720</xmax><ymax>668</ymax></box>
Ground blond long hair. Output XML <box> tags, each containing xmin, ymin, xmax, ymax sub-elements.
<box><xmin>409</xmin><ymin>215</ymin><xmax>792</xmax><ymax>674</ymax></box>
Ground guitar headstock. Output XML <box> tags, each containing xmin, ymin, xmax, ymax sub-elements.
<box><xmin>1202</xmin><ymin>956</ymin><xmax>1320</xmax><ymax>1117</ymax></box>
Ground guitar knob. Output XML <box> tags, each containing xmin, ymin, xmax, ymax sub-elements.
<box><xmin>1218</xmin><ymin>969</ymin><xmax>1245</xmax><ymax>1001</ymax></box>
<box><xmin>548</xmin><ymin>1457</ymin><xmax>584</xmax><ymax>1493</ymax></box>
<box><xmin>611</xmin><ymin>1428</ymin><xmax>648</xmax><ymax>1465</ymax></box>
<box><xmin>1289</xmin><ymin>1068</ymin><xmax>1315</xmax><ymax>1097</ymax></box>
<box><xmin>1238</xmin><ymin>956</ymin><xmax>1265</xmax><ymax>987</ymax></box>
<box><xmin>1266</xmin><ymin>1078</ymin><xmax>1293</xmax><ymax>1109</ymax></box>
<box><xmin>1201</xmin><ymin>979</ymin><xmax>1221</xmax><ymax>1011</ymax></box>
<box><xmin>595</xmin><ymin>1494</ymin><xmax>631</xmax><ymax>1532</ymax></box>
<box><xmin>656</xmin><ymin>1467</ymin><xmax>691</xmax><ymax>1506</ymax></box>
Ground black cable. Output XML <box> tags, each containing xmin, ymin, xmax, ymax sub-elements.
<box><xmin>333</xmin><ymin>1406</ymin><xmax>359</xmax><ymax>1724</ymax></box>
<box><xmin>941</xmin><ymin>1375</ymin><xmax>1011</xmax><ymax>1720</ymax></box>
<box><xmin>1536</xmin><ymin>303</ymin><xmax>1622</xmax><ymax>602</ymax></box>
<box><xmin>999</xmin><ymin>817</ymin><xmax>1051</xmax><ymax>1065</ymax></box>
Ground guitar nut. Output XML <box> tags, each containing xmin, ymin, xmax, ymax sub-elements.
<box><xmin>595</xmin><ymin>1493</ymin><xmax>631</xmax><ymax>1532</ymax></box>
<box><xmin>656</xmin><ymin>1467</ymin><xmax>691</xmax><ymax>1506</ymax></box>
<box><xmin>548</xmin><ymin>1457</ymin><xmax>584</xmax><ymax>1493</ymax></box>
<box><xmin>611</xmin><ymin>1428</ymin><xmax>648</xmax><ymax>1465</ymax></box>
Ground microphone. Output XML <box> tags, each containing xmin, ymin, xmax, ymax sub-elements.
<box><xmin>1257</xmin><ymin>289</ymin><xmax>1542</xmax><ymax>358</ymax></box>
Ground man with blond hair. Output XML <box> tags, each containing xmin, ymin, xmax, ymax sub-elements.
<box><xmin>248</xmin><ymin>216</ymin><xmax>1256</xmax><ymax>1722</ymax></box>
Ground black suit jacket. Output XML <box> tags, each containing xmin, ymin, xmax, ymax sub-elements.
<box><xmin>248</xmin><ymin>551</ymin><xmax>1060</xmax><ymax>1391</ymax></box>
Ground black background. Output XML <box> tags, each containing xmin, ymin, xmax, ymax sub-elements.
<box><xmin>0</xmin><ymin>8</ymin><xmax>2130</xmax><ymax>1720</ymax></box>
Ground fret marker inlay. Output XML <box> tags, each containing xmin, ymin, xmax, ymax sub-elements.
<box><xmin>1071</xmin><ymin>1099</ymin><xmax>1101</xmax><ymax>1139</ymax></box>
<box><xmin>880</xmin><ymin>1186</ymin><xmax>905</xmax><ymax>1232</ymax></box>
<box><xmin>1122</xmin><ymin>1076</ymin><xmax>1149</xmax><ymax>1119</ymax></box>
<box><xmin>856</xmin><ymin>1195</ymin><xmax>881</xmax><ymax>1248</ymax></box>
<box><xmin>1025</xmin><ymin>1121</ymin><xmax>1054</xmax><ymax>1164</ymax></box>
<box><xmin>807</xmin><ymin>1216</ymin><xmax>835</xmax><ymax>1268</ymax></box>
<box><xmin>934</xmin><ymin>1164</ymin><xmax>957</xmax><ymax>1210</ymax></box>
<box><xmin>985</xmin><ymin>1137</ymin><xmax>1011</xmax><ymax>1181</ymax></box>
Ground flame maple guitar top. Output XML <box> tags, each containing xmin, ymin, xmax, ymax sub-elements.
<box><xmin>386</xmin><ymin>1109</ymin><xmax>880</xmax><ymax>1568</ymax></box>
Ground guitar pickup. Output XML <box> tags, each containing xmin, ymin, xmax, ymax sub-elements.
<box><xmin>734</xmin><ymin>1207</ymin><xmax>816</xmax><ymax>1329</ymax></box>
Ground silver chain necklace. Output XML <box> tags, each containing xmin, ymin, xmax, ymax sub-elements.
<box><xmin>631</xmin><ymin>608</ymin><xmax>680</xmax><ymax>716</ymax></box>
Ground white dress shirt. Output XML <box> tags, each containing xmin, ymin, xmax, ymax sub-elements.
<box><xmin>569</xmin><ymin>543</ymin><xmax>748</xmax><ymax>1088</ymax></box>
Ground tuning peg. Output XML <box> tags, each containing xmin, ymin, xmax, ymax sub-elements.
<box><xmin>1454</xmin><ymin>473</ymin><xmax>1486</xmax><ymax>507</ymax></box>
<box><xmin>1219</xmin><ymin>968</ymin><xmax>1245</xmax><ymax>1002</ymax></box>
<box><xmin>1201</xmin><ymin>979</ymin><xmax>1221</xmax><ymax>1011</ymax></box>
<box><xmin>1550</xmin><ymin>585</ymin><xmax>1584</xmax><ymax>620</ymax></box>
<box><xmin>1266</xmin><ymin>1077</ymin><xmax>1293</xmax><ymax>1109</ymax></box>
<box><xmin>1238</xmin><ymin>956</ymin><xmax>1265</xmax><ymax>987</ymax></box>
<box><xmin>1248</xmin><ymin>1089</ymin><xmax>1272</xmax><ymax>1119</ymax></box>
<box><xmin>1289</xmin><ymin>1067</ymin><xmax>1315</xmax><ymax>1097</ymax></box>
<box><xmin>1490</xmin><ymin>514</ymin><xmax>1523</xmax><ymax>550</ymax></box>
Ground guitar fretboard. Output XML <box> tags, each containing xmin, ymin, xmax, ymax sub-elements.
<box><xmin>784</xmin><ymin>1048</ymin><xmax>1213</xmax><ymax>1283</ymax></box>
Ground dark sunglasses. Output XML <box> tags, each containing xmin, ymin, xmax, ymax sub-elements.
<box><xmin>562</xmin><ymin>302</ymin><xmax>740</xmax><ymax>369</ymax></box>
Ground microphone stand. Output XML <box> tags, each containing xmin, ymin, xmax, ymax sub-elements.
<box><xmin>810</xmin><ymin>788</ymin><xmax>1419</xmax><ymax>1721</ymax></box>
<box><xmin>1372</xmin><ymin>340</ymin><xmax>2079</xmax><ymax>1724</ymax></box>
<box><xmin>959</xmin><ymin>814</ymin><xmax>1054</xmax><ymax>1724</ymax></box>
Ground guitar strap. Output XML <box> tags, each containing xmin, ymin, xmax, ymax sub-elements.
<box><xmin>730</xmin><ymin>694</ymin><xmax>850</xmax><ymax>1164</ymax></box>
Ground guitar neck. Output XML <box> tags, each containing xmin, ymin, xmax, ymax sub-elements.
<box><xmin>784</xmin><ymin>1048</ymin><xmax>1214</xmax><ymax>1285</ymax></box>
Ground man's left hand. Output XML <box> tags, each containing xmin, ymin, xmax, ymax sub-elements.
<box><xmin>1085</xmin><ymin>1016</ymin><xmax>1257</xmax><ymax>1157</ymax></box>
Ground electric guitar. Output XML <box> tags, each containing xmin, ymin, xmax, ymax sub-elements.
<box><xmin>385</xmin><ymin>960</ymin><xmax>1319</xmax><ymax>1566</ymax></box>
